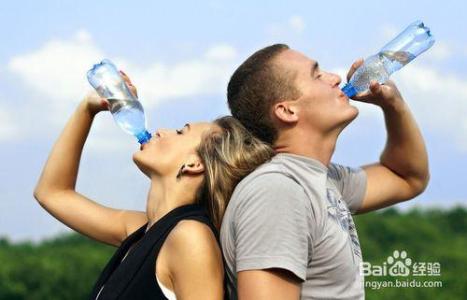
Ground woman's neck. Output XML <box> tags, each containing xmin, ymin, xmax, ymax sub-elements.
<box><xmin>145</xmin><ymin>176</ymin><xmax>198</xmax><ymax>229</ymax></box>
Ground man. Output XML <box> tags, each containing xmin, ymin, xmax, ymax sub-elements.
<box><xmin>220</xmin><ymin>44</ymin><xmax>430</xmax><ymax>299</ymax></box>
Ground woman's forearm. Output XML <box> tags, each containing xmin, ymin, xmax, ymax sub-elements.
<box><xmin>34</xmin><ymin>100</ymin><xmax>96</xmax><ymax>196</ymax></box>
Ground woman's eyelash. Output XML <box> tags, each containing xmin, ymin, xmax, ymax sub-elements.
<box><xmin>176</xmin><ymin>129</ymin><xmax>183</xmax><ymax>134</ymax></box>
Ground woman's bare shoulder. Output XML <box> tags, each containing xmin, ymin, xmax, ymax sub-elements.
<box><xmin>162</xmin><ymin>220</ymin><xmax>224</xmax><ymax>298</ymax></box>
<box><xmin>165</xmin><ymin>220</ymin><xmax>222</xmax><ymax>272</ymax></box>
<box><xmin>166</xmin><ymin>220</ymin><xmax>220</xmax><ymax>257</ymax></box>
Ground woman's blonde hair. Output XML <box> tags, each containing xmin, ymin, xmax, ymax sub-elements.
<box><xmin>195</xmin><ymin>116</ymin><xmax>274</xmax><ymax>229</ymax></box>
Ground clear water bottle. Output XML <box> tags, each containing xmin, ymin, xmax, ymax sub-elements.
<box><xmin>87</xmin><ymin>59</ymin><xmax>152</xmax><ymax>144</ymax></box>
<box><xmin>342</xmin><ymin>20</ymin><xmax>435</xmax><ymax>98</ymax></box>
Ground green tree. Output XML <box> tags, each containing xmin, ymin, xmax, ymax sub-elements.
<box><xmin>0</xmin><ymin>207</ymin><xmax>466</xmax><ymax>299</ymax></box>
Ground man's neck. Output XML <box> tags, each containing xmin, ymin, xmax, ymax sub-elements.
<box><xmin>274</xmin><ymin>128</ymin><xmax>339</xmax><ymax>167</ymax></box>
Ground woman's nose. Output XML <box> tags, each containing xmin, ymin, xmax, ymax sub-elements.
<box><xmin>154</xmin><ymin>128</ymin><xmax>175</xmax><ymax>138</ymax></box>
<box><xmin>155</xmin><ymin>129</ymin><xmax>168</xmax><ymax>138</ymax></box>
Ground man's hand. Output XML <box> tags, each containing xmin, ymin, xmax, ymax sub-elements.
<box><xmin>346</xmin><ymin>59</ymin><xmax>430</xmax><ymax>214</ymax></box>
<box><xmin>346</xmin><ymin>58</ymin><xmax>403</xmax><ymax>110</ymax></box>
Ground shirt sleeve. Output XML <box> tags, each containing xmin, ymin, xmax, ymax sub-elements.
<box><xmin>328</xmin><ymin>163</ymin><xmax>368</xmax><ymax>214</ymax></box>
<box><xmin>232</xmin><ymin>172</ymin><xmax>312</xmax><ymax>282</ymax></box>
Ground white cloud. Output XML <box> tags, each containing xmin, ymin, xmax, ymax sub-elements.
<box><xmin>131</xmin><ymin>55</ymin><xmax>234</xmax><ymax>105</ymax></box>
<box><xmin>397</xmin><ymin>64</ymin><xmax>467</xmax><ymax>150</ymax></box>
<box><xmin>5</xmin><ymin>30</ymin><xmax>238</xmax><ymax>148</ymax></box>
<box><xmin>205</xmin><ymin>44</ymin><xmax>237</xmax><ymax>60</ymax></box>
<box><xmin>426</xmin><ymin>41</ymin><xmax>452</xmax><ymax>61</ymax></box>
<box><xmin>9</xmin><ymin>30</ymin><xmax>103</xmax><ymax>105</ymax></box>
<box><xmin>288</xmin><ymin>16</ymin><xmax>306</xmax><ymax>33</ymax></box>
<box><xmin>266</xmin><ymin>15</ymin><xmax>306</xmax><ymax>37</ymax></box>
<box><xmin>8</xmin><ymin>30</ymin><xmax>236</xmax><ymax>109</ymax></box>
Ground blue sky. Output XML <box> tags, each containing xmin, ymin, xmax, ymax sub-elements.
<box><xmin>1</xmin><ymin>0</ymin><xmax>466</xmax><ymax>241</ymax></box>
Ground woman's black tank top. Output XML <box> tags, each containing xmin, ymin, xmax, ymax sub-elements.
<box><xmin>89</xmin><ymin>204</ymin><xmax>229</xmax><ymax>300</ymax></box>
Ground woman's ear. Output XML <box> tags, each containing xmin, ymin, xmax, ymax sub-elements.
<box><xmin>182</xmin><ymin>161</ymin><xmax>204</xmax><ymax>176</ymax></box>
<box><xmin>181</xmin><ymin>155</ymin><xmax>205</xmax><ymax>177</ymax></box>
<box><xmin>273</xmin><ymin>101</ymin><xmax>299</xmax><ymax>123</ymax></box>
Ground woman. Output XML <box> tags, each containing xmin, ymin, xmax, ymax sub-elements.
<box><xmin>33</xmin><ymin>73</ymin><xmax>274</xmax><ymax>300</ymax></box>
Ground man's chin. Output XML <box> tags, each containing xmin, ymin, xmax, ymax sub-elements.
<box><xmin>349</xmin><ymin>105</ymin><xmax>360</xmax><ymax>120</ymax></box>
<box><xmin>337</xmin><ymin>106</ymin><xmax>360</xmax><ymax>131</ymax></box>
<box><xmin>342</xmin><ymin>104</ymin><xmax>360</xmax><ymax>121</ymax></box>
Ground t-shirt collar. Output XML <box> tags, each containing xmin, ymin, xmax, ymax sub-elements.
<box><xmin>275</xmin><ymin>152</ymin><xmax>328</xmax><ymax>172</ymax></box>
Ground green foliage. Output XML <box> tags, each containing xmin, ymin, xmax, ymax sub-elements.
<box><xmin>0</xmin><ymin>207</ymin><xmax>466</xmax><ymax>299</ymax></box>
<box><xmin>354</xmin><ymin>206</ymin><xmax>467</xmax><ymax>299</ymax></box>
<box><xmin>0</xmin><ymin>234</ymin><xmax>114</xmax><ymax>300</ymax></box>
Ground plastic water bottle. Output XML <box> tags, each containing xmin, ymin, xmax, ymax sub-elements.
<box><xmin>342</xmin><ymin>20</ymin><xmax>435</xmax><ymax>98</ymax></box>
<box><xmin>87</xmin><ymin>59</ymin><xmax>152</xmax><ymax>144</ymax></box>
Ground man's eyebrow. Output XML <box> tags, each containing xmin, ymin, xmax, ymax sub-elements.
<box><xmin>311</xmin><ymin>62</ymin><xmax>319</xmax><ymax>76</ymax></box>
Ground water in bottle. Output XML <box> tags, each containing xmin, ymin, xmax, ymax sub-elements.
<box><xmin>342</xmin><ymin>20</ymin><xmax>435</xmax><ymax>98</ymax></box>
<box><xmin>87</xmin><ymin>59</ymin><xmax>152</xmax><ymax>144</ymax></box>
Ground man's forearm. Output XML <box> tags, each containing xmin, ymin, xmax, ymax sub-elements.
<box><xmin>379</xmin><ymin>100</ymin><xmax>430</xmax><ymax>192</ymax></box>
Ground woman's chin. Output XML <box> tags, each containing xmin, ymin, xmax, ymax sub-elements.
<box><xmin>133</xmin><ymin>153</ymin><xmax>148</xmax><ymax>173</ymax></box>
<box><xmin>132</xmin><ymin>154</ymin><xmax>158</xmax><ymax>178</ymax></box>
<box><xmin>132</xmin><ymin>151</ymin><xmax>142</xmax><ymax>165</ymax></box>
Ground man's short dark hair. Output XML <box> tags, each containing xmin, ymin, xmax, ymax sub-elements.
<box><xmin>227</xmin><ymin>44</ymin><xmax>301</xmax><ymax>145</ymax></box>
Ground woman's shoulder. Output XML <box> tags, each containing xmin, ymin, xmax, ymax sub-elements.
<box><xmin>158</xmin><ymin>219</ymin><xmax>224</xmax><ymax>299</ymax></box>
<box><xmin>166</xmin><ymin>219</ymin><xmax>221</xmax><ymax>258</ymax></box>
<box><xmin>163</xmin><ymin>219</ymin><xmax>224</xmax><ymax>278</ymax></box>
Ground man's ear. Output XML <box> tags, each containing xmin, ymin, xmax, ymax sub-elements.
<box><xmin>273</xmin><ymin>101</ymin><xmax>299</xmax><ymax>123</ymax></box>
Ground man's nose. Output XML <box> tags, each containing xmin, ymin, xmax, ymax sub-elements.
<box><xmin>329</xmin><ymin>73</ymin><xmax>342</xmax><ymax>87</ymax></box>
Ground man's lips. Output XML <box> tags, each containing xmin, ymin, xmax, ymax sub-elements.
<box><xmin>339</xmin><ymin>91</ymin><xmax>349</xmax><ymax>101</ymax></box>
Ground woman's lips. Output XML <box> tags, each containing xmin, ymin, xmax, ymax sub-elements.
<box><xmin>140</xmin><ymin>135</ymin><xmax>159</xmax><ymax>150</ymax></box>
<box><xmin>140</xmin><ymin>142</ymin><xmax>150</xmax><ymax>151</ymax></box>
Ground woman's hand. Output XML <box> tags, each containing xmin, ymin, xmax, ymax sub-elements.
<box><xmin>34</xmin><ymin>68</ymin><xmax>148</xmax><ymax>248</ymax></box>
<box><xmin>83</xmin><ymin>90</ymin><xmax>110</xmax><ymax>116</ymax></box>
<box><xmin>83</xmin><ymin>70</ymin><xmax>138</xmax><ymax>116</ymax></box>
<box><xmin>120</xmin><ymin>70</ymin><xmax>138</xmax><ymax>99</ymax></box>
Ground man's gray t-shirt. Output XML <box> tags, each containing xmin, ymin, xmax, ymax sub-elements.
<box><xmin>220</xmin><ymin>153</ymin><xmax>367</xmax><ymax>300</ymax></box>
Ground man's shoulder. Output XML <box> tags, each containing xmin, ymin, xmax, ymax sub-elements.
<box><xmin>327</xmin><ymin>162</ymin><xmax>364</xmax><ymax>182</ymax></box>
<box><xmin>235</xmin><ymin>156</ymin><xmax>296</xmax><ymax>191</ymax></box>
<box><xmin>228</xmin><ymin>157</ymin><xmax>306</xmax><ymax>210</ymax></box>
